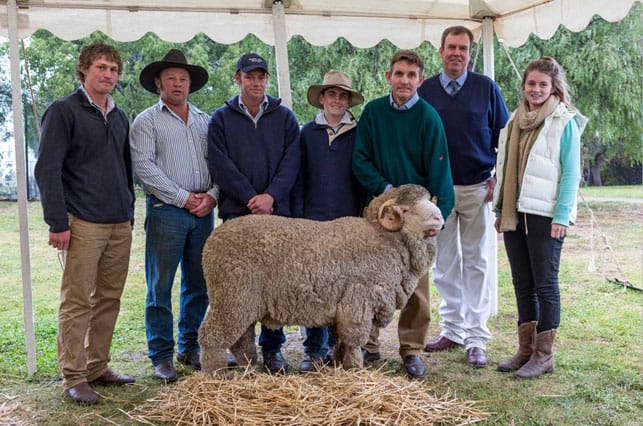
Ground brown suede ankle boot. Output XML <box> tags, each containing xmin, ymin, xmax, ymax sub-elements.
<box><xmin>515</xmin><ymin>329</ymin><xmax>556</xmax><ymax>379</ymax></box>
<box><xmin>497</xmin><ymin>321</ymin><xmax>537</xmax><ymax>372</ymax></box>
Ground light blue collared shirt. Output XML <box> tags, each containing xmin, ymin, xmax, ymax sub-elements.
<box><xmin>440</xmin><ymin>71</ymin><xmax>468</xmax><ymax>95</ymax></box>
<box><xmin>239</xmin><ymin>95</ymin><xmax>270</xmax><ymax>124</ymax></box>
<box><xmin>389</xmin><ymin>92</ymin><xmax>420</xmax><ymax>110</ymax></box>
<box><xmin>130</xmin><ymin>100</ymin><xmax>217</xmax><ymax>208</ymax></box>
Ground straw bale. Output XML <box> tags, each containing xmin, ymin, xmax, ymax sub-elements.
<box><xmin>131</xmin><ymin>367</ymin><xmax>489</xmax><ymax>425</ymax></box>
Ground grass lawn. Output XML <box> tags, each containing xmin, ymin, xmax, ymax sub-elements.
<box><xmin>0</xmin><ymin>189</ymin><xmax>641</xmax><ymax>425</ymax></box>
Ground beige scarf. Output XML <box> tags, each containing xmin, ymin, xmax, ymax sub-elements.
<box><xmin>499</xmin><ymin>95</ymin><xmax>559</xmax><ymax>231</ymax></box>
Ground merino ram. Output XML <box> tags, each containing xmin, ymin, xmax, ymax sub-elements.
<box><xmin>198</xmin><ymin>184</ymin><xmax>443</xmax><ymax>373</ymax></box>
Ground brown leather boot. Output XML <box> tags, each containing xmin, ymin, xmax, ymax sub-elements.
<box><xmin>497</xmin><ymin>321</ymin><xmax>537</xmax><ymax>372</ymax></box>
<box><xmin>515</xmin><ymin>329</ymin><xmax>556</xmax><ymax>379</ymax></box>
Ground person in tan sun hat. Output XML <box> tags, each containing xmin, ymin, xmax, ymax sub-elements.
<box><xmin>291</xmin><ymin>70</ymin><xmax>366</xmax><ymax>373</ymax></box>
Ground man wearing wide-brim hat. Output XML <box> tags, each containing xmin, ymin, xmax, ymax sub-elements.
<box><xmin>131</xmin><ymin>49</ymin><xmax>221</xmax><ymax>383</ymax></box>
<box><xmin>291</xmin><ymin>70</ymin><xmax>367</xmax><ymax>373</ymax></box>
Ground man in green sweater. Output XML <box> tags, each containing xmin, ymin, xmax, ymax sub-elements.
<box><xmin>352</xmin><ymin>49</ymin><xmax>454</xmax><ymax>379</ymax></box>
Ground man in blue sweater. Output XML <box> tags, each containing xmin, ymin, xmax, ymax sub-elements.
<box><xmin>207</xmin><ymin>53</ymin><xmax>300</xmax><ymax>374</ymax></box>
<box><xmin>418</xmin><ymin>26</ymin><xmax>509</xmax><ymax>368</ymax></box>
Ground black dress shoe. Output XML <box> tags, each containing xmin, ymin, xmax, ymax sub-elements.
<box><xmin>263</xmin><ymin>351</ymin><xmax>289</xmax><ymax>374</ymax></box>
<box><xmin>89</xmin><ymin>369</ymin><xmax>135</xmax><ymax>386</ymax></box>
<box><xmin>362</xmin><ymin>349</ymin><xmax>382</xmax><ymax>365</ymax></box>
<box><xmin>227</xmin><ymin>353</ymin><xmax>239</xmax><ymax>368</ymax></box>
<box><xmin>177</xmin><ymin>351</ymin><xmax>201</xmax><ymax>370</ymax></box>
<box><xmin>403</xmin><ymin>355</ymin><xmax>426</xmax><ymax>379</ymax></box>
<box><xmin>154</xmin><ymin>359</ymin><xmax>178</xmax><ymax>382</ymax></box>
<box><xmin>66</xmin><ymin>382</ymin><xmax>101</xmax><ymax>405</ymax></box>
<box><xmin>299</xmin><ymin>354</ymin><xmax>328</xmax><ymax>373</ymax></box>
<box><xmin>466</xmin><ymin>347</ymin><xmax>487</xmax><ymax>368</ymax></box>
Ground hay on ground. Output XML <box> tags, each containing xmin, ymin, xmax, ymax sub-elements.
<box><xmin>131</xmin><ymin>367</ymin><xmax>489</xmax><ymax>425</ymax></box>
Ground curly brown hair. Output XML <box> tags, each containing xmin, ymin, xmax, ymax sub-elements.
<box><xmin>75</xmin><ymin>42</ymin><xmax>123</xmax><ymax>83</ymax></box>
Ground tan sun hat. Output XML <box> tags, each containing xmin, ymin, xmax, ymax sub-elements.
<box><xmin>307</xmin><ymin>70</ymin><xmax>364</xmax><ymax>109</ymax></box>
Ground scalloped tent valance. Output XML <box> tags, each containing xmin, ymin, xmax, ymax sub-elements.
<box><xmin>1</xmin><ymin>0</ymin><xmax>639</xmax><ymax>48</ymax></box>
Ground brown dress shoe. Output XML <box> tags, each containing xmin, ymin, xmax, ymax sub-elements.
<box><xmin>65</xmin><ymin>382</ymin><xmax>101</xmax><ymax>405</ymax></box>
<box><xmin>154</xmin><ymin>359</ymin><xmax>178</xmax><ymax>382</ymax></box>
<box><xmin>424</xmin><ymin>335</ymin><xmax>461</xmax><ymax>352</ymax></box>
<box><xmin>90</xmin><ymin>369</ymin><xmax>135</xmax><ymax>386</ymax></box>
<box><xmin>466</xmin><ymin>347</ymin><xmax>487</xmax><ymax>368</ymax></box>
<box><xmin>403</xmin><ymin>355</ymin><xmax>426</xmax><ymax>379</ymax></box>
<box><xmin>177</xmin><ymin>351</ymin><xmax>201</xmax><ymax>370</ymax></box>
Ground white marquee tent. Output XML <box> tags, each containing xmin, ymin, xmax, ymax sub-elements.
<box><xmin>1</xmin><ymin>0</ymin><xmax>639</xmax><ymax>376</ymax></box>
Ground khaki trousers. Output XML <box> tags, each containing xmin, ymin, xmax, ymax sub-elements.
<box><xmin>364</xmin><ymin>273</ymin><xmax>430</xmax><ymax>358</ymax></box>
<box><xmin>57</xmin><ymin>216</ymin><xmax>132</xmax><ymax>389</ymax></box>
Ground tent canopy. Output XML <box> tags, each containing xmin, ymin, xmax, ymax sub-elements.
<box><xmin>2</xmin><ymin>0</ymin><xmax>640</xmax><ymax>377</ymax></box>
<box><xmin>1</xmin><ymin>0</ymin><xmax>638</xmax><ymax>48</ymax></box>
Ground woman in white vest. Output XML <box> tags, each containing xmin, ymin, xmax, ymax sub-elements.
<box><xmin>493</xmin><ymin>56</ymin><xmax>587</xmax><ymax>379</ymax></box>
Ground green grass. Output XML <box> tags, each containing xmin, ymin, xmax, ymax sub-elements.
<box><xmin>0</xmin><ymin>190</ymin><xmax>641</xmax><ymax>425</ymax></box>
<box><xmin>579</xmin><ymin>184</ymin><xmax>643</xmax><ymax>199</ymax></box>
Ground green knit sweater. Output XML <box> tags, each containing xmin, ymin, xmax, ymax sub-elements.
<box><xmin>352</xmin><ymin>95</ymin><xmax>454</xmax><ymax>219</ymax></box>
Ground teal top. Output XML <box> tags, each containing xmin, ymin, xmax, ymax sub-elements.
<box><xmin>352</xmin><ymin>95</ymin><xmax>455</xmax><ymax>220</ymax></box>
<box><xmin>554</xmin><ymin>118</ymin><xmax>581</xmax><ymax>225</ymax></box>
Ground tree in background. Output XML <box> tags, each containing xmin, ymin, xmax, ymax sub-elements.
<box><xmin>2</xmin><ymin>2</ymin><xmax>641</xmax><ymax>186</ymax></box>
<box><xmin>494</xmin><ymin>2</ymin><xmax>642</xmax><ymax>185</ymax></box>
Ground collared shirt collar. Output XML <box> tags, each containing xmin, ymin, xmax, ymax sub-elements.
<box><xmin>80</xmin><ymin>84</ymin><xmax>115</xmax><ymax>116</ymax></box>
<box><xmin>389</xmin><ymin>92</ymin><xmax>420</xmax><ymax>110</ymax></box>
<box><xmin>314</xmin><ymin>110</ymin><xmax>353</xmax><ymax>129</ymax></box>
<box><xmin>156</xmin><ymin>99</ymin><xmax>198</xmax><ymax>123</ymax></box>
<box><xmin>238</xmin><ymin>95</ymin><xmax>269</xmax><ymax>122</ymax></box>
<box><xmin>440</xmin><ymin>71</ymin><xmax>468</xmax><ymax>91</ymax></box>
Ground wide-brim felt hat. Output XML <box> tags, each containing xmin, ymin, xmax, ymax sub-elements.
<box><xmin>139</xmin><ymin>49</ymin><xmax>209</xmax><ymax>94</ymax></box>
<box><xmin>307</xmin><ymin>70</ymin><xmax>364</xmax><ymax>109</ymax></box>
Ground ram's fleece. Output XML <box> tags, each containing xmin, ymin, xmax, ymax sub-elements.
<box><xmin>198</xmin><ymin>184</ymin><xmax>443</xmax><ymax>373</ymax></box>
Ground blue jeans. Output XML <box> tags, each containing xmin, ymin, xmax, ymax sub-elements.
<box><xmin>223</xmin><ymin>214</ymin><xmax>286</xmax><ymax>355</ymax></box>
<box><xmin>503</xmin><ymin>213</ymin><xmax>563</xmax><ymax>332</ymax></box>
<box><xmin>145</xmin><ymin>195</ymin><xmax>213</xmax><ymax>365</ymax></box>
<box><xmin>303</xmin><ymin>327</ymin><xmax>335</xmax><ymax>358</ymax></box>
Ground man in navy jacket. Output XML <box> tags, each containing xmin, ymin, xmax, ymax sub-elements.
<box><xmin>207</xmin><ymin>53</ymin><xmax>300</xmax><ymax>374</ymax></box>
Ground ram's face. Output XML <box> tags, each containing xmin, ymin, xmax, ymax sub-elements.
<box><xmin>377</xmin><ymin>194</ymin><xmax>443</xmax><ymax>238</ymax></box>
<box><xmin>402</xmin><ymin>198</ymin><xmax>444</xmax><ymax>238</ymax></box>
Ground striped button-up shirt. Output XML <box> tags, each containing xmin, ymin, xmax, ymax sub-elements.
<box><xmin>130</xmin><ymin>100</ymin><xmax>217</xmax><ymax>208</ymax></box>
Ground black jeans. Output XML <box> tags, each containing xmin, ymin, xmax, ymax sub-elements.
<box><xmin>503</xmin><ymin>213</ymin><xmax>564</xmax><ymax>332</ymax></box>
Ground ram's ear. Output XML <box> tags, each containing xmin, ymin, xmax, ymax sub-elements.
<box><xmin>377</xmin><ymin>198</ymin><xmax>404</xmax><ymax>231</ymax></box>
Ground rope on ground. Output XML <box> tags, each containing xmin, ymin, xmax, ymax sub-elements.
<box><xmin>577</xmin><ymin>191</ymin><xmax>640</xmax><ymax>291</ymax></box>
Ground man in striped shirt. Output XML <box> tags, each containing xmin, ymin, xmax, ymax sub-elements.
<box><xmin>131</xmin><ymin>49</ymin><xmax>218</xmax><ymax>383</ymax></box>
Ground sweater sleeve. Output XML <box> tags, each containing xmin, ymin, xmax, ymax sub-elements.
<box><xmin>207</xmin><ymin>109</ymin><xmax>258</xmax><ymax>205</ymax></box>
<box><xmin>264</xmin><ymin>110</ymin><xmax>301</xmax><ymax>202</ymax></box>
<box><xmin>553</xmin><ymin>118</ymin><xmax>581</xmax><ymax>226</ymax></box>
<box><xmin>34</xmin><ymin>101</ymin><xmax>72</xmax><ymax>233</ymax></box>
<box><xmin>352</xmin><ymin>104</ymin><xmax>389</xmax><ymax>196</ymax></box>
<box><xmin>490</xmin><ymin>83</ymin><xmax>510</xmax><ymax>151</ymax></box>
<box><xmin>424</xmin><ymin>115</ymin><xmax>455</xmax><ymax>220</ymax></box>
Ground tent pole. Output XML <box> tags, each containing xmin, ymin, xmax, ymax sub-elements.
<box><xmin>6</xmin><ymin>0</ymin><xmax>37</xmax><ymax>376</ymax></box>
<box><xmin>481</xmin><ymin>16</ymin><xmax>498</xmax><ymax>317</ymax></box>
<box><xmin>271</xmin><ymin>0</ymin><xmax>293</xmax><ymax>109</ymax></box>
